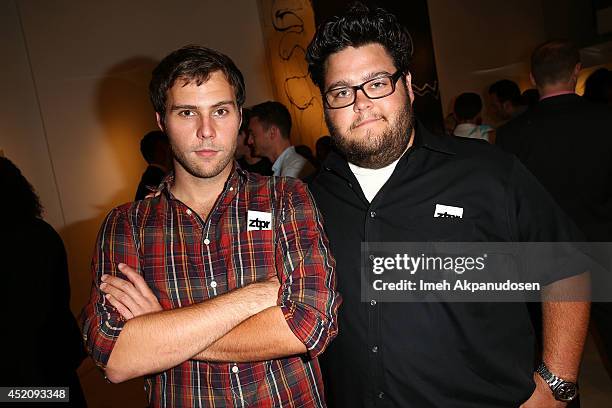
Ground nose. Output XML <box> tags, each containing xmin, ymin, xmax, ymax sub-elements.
<box><xmin>353</xmin><ymin>88</ymin><xmax>373</xmax><ymax>112</ymax></box>
<box><xmin>197</xmin><ymin>116</ymin><xmax>215</xmax><ymax>139</ymax></box>
<box><xmin>247</xmin><ymin>134</ymin><xmax>254</xmax><ymax>146</ymax></box>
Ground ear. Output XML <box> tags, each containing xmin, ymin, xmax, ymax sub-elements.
<box><xmin>529</xmin><ymin>73</ymin><xmax>536</xmax><ymax>87</ymax></box>
<box><xmin>155</xmin><ymin>112</ymin><xmax>165</xmax><ymax>132</ymax></box>
<box><xmin>268</xmin><ymin>125</ymin><xmax>280</xmax><ymax>140</ymax></box>
<box><xmin>405</xmin><ymin>72</ymin><xmax>415</xmax><ymax>104</ymax></box>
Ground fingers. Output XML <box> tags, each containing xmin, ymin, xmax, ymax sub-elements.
<box><xmin>100</xmin><ymin>277</ymin><xmax>144</xmax><ymax>316</ymax></box>
<box><xmin>119</xmin><ymin>264</ymin><xmax>158</xmax><ymax>302</ymax></box>
<box><xmin>105</xmin><ymin>293</ymin><xmax>134</xmax><ymax>320</ymax></box>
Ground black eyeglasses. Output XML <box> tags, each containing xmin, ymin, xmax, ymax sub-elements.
<box><xmin>324</xmin><ymin>70</ymin><xmax>404</xmax><ymax>109</ymax></box>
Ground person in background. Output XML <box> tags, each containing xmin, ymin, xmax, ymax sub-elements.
<box><xmin>488</xmin><ymin>79</ymin><xmax>526</xmax><ymax>125</ymax></box>
<box><xmin>522</xmin><ymin>88</ymin><xmax>540</xmax><ymax>109</ymax></box>
<box><xmin>1</xmin><ymin>157</ymin><xmax>87</xmax><ymax>406</ymax></box>
<box><xmin>248</xmin><ymin>101</ymin><xmax>315</xmax><ymax>178</ymax></box>
<box><xmin>235</xmin><ymin>108</ymin><xmax>273</xmax><ymax>175</ymax></box>
<box><xmin>452</xmin><ymin>92</ymin><xmax>494</xmax><ymax>142</ymax></box>
<box><xmin>135</xmin><ymin>130</ymin><xmax>172</xmax><ymax>200</ymax></box>
<box><xmin>583</xmin><ymin>67</ymin><xmax>612</xmax><ymax>105</ymax></box>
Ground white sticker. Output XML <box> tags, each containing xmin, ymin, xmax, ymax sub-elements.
<box><xmin>434</xmin><ymin>204</ymin><xmax>463</xmax><ymax>218</ymax></box>
<box><xmin>247</xmin><ymin>210</ymin><xmax>272</xmax><ymax>231</ymax></box>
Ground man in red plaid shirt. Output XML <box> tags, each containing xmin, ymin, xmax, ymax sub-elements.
<box><xmin>81</xmin><ymin>45</ymin><xmax>341</xmax><ymax>407</ymax></box>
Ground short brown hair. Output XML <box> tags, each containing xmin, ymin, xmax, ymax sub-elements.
<box><xmin>531</xmin><ymin>40</ymin><xmax>580</xmax><ymax>86</ymax></box>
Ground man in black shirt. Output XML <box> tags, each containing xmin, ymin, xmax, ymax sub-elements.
<box><xmin>306</xmin><ymin>4</ymin><xmax>590</xmax><ymax>407</ymax></box>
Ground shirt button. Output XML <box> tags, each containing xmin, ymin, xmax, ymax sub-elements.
<box><xmin>210</xmin><ymin>281</ymin><xmax>217</xmax><ymax>288</ymax></box>
<box><xmin>378</xmin><ymin>391</ymin><xmax>385</xmax><ymax>399</ymax></box>
<box><xmin>186</xmin><ymin>209</ymin><xmax>192</xmax><ymax>215</ymax></box>
<box><xmin>204</xmin><ymin>238</ymin><xmax>210</xmax><ymax>245</ymax></box>
<box><xmin>348</xmin><ymin>182</ymin><xmax>353</xmax><ymax>188</ymax></box>
<box><xmin>231</xmin><ymin>365</ymin><xmax>239</xmax><ymax>373</ymax></box>
<box><xmin>372</xmin><ymin>345</ymin><xmax>378</xmax><ymax>353</ymax></box>
<box><xmin>370</xmin><ymin>299</ymin><xmax>377</xmax><ymax>306</ymax></box>
<box><xmin>370</xmin><ymin>211</ymin><xmax>376</xmax><ymax>218</ymax></box>
<box><xmin>369</xmin><ymin>255</ymin><xmax>375</xmax><ymax>261</ymax></box>
<box><xmin>229</xmin><ymin>187</ymin><xmax>234</xmax><ymax>191</ymax></box>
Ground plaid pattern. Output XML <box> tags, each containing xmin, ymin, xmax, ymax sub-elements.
<box><xmin>81</xmin><ymin>166</ymin><xmax>341</xmax><ymax>407</ymax></box>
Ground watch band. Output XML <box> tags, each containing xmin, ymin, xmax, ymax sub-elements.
<box><xmin>535</xmin><ymin>362</ymin><xmax>578</xmax><ymax>402</ymax></box>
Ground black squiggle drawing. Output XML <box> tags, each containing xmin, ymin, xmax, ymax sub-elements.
<box><xmin>271</xmin><ymin>1</ymin><xmax>318</xmax><ymax>111</ymax></box>
<box><xmin>412</xmin><ymin>81</ymin><xmax>440</xmax><ymax>99</ymax></box>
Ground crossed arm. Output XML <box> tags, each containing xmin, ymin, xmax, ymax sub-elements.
<box><xmin>103</xmin><ymin>265</ymin><xmax>306</xmax><ymax>365</ymax></box>
<box><xmin>102</xmin><ymin>266</ymin><xmax>283</xmax><ymax>382</ymax></box>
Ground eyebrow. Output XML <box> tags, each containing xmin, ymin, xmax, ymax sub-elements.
<box><xmin>170</xmin><ymin>100</ymin><xmax>236</xmax><ymax>111</ymax></box>
<box><xmin>327</xmin><ymin>71</ymin><xmax>393</xmax><ymax>90</ymax></box>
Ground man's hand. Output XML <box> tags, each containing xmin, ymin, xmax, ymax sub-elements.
<box><xmin>100</xmin><ymin>263</ymin><xmax>162</xmax><ymax>319</ymax></box>
<box><xmin>519</xmin><ymin>374</ymin><xmax>567</xmax><ymax>408</ymax></box>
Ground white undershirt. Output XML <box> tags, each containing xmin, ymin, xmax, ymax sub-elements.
<box><xmin>348</xmin><ymin>158</ymin><xmax>400</xmax><ymax>202</ymax></box>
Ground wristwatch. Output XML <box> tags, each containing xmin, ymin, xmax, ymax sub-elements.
<box><xmin>535</xmin><ymin>362</ymin><xmax>578</xmax><ymax>402</ymax></box>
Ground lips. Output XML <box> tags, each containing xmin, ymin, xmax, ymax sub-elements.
<box><xmin>352</xmin><ymin>116</ymin><xmax>384</xmax><ymax>129</ymax></box>
<box><xmin>195</xmin><ymin>149</ymin><xmax>219</xmax><ymax>157</ymax></box>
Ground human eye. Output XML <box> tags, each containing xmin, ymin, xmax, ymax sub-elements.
<box><xmin>368</xmin><ymin>78</ymin><xmax>390</xmax><ymax>89</ymax></box>
<box><xmin>178</xmin><ymin>110</ymin><xmax>197</xmax><ymax>117</ymax></box>
<box><xmin>213</xmin><ymin>107</ymin><xmax>229</xmax><ymax>117</ymax></box>
<box><xmin>330</xmin><ymin>87</ymin><xmax>353</xmax><ymax>99</ymax></box>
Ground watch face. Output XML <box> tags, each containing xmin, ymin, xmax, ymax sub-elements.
<box><xmin>555</xmin><ymin>382</ymin><xmax>578</xmax><ymax>402</ymax></box>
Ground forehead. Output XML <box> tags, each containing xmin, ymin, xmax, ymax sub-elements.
<box><xmin>323</xmin><ymin>43</ymin><xmax>396</xmax><ymax>87</ymax></box>
<box><xmin>167</xmin><ymin>71</ymin><xmax>235</xmax><ymax>103</ymax></box>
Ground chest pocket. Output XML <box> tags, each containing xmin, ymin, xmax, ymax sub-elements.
<box><xmin>219</xmin><ymin>198</ymin><xmax>277</xmax><ymax>291</ymax></box>
<box><xmin>388</xmin><ymin>216</ymin><xmax>476</xmax><ymax>242</ymax></box>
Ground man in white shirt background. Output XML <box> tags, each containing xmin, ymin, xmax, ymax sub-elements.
<box><xmin>248</xmin><ymin>100</ymin><xmax>315</xmax><ymax>178</ymax></box>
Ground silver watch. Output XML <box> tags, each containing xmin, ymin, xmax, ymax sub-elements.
<box><xmin>535</xmin><ymin>362</ymin><xmax>578</xmax><ymax>402</ymax></box>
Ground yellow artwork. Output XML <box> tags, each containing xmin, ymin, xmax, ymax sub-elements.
<box><xmin>257</xmin><ymin>0</ymin><xmax>329</xmax><ymax>150</ymax></box>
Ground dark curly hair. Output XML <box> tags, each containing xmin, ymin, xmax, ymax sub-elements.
<box><xmin>0</xmin><ymin>157</ymin><xmax>43</xmax><ymax>219</ymax></box>
<box><xmin>306</xmin><ymin>2</ymin><xmax>413</xmax><ymax>92</ymax></box>
<box><xmin>150</xmin><ymin>45</ymin><xmax>245</xmax><ymax>124</ymax></box>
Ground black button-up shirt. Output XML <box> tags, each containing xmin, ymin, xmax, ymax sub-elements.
<box><xmin>309</xmin><ymin>123</ymin><xmax>581</xmax><ymax>408</ymax></box>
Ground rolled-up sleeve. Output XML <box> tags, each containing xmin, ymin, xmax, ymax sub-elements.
<box><xmin>275</xmin><ymin>178</ymin><xmax>342</xmax><ymax>359</ymax></box>
<box><xmin>80</xmin><ymin>205</ymin><xmax>140</xmax><ymax>368</ymax></box>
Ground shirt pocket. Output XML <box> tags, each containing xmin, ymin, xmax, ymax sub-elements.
<box><xmin>222</xmin><ymin>229</ymin><xmax>276</xmax><ymax>289</ymax></box>
<box><xmin>395</xmin><ymin>217</ymin><xmax>476</xmax><ymax>242</ymax></box>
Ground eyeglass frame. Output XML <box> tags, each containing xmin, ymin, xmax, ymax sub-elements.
<box><xmin>323</xmin><ymin>70</ymin><xmax>406</xmax><ymax>109</ymax></box>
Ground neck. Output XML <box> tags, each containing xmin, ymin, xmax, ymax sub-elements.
<box><xmin>170</xmin><ymin>163</ymin><xmax>232</xmax><ymax>217</ymax></box>
<box><xmin>538</xmin><ymin>82</ymin><xmax>576</xmax><ymax>100</ymax></box>
<box><xmin>270</xmin><ymin>140</ymin><xmax>292</xmax><ymax>162</ymax></box>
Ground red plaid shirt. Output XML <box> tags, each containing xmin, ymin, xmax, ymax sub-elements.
<box><xmin>81</xmin><ymin>166</ymin><xmax>341</xmax><ymax>407</ymax></box>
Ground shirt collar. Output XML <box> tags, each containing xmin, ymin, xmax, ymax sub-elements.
<box><xmin>158</xmin><ymin>162</ymin><xmax>247</xmax><ymax>201</ymax></box>
<box><xmin>272</xmin><ymin>146</ymin><xmax>295</xmax><ymax>174</ymax></box>
<box><xmin>539</xmin><ymin>91</ymin><xmax>575</xmax><ymax>101</ymax></box>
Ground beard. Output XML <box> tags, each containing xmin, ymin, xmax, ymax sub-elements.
<box><xmin>325</xmin><ymin>100</ymin><xmax>413</xmax><ymax>169</ymax></box>
<box><xmin>171</xmin><ymin>143</ymin><xmax>235</xmax><ymax>179</ymax></box>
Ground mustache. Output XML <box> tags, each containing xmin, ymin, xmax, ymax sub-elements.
<box><xmin>349</xmin><ymin>114</ymin><xmax>385</xmax><ymax>131</ymax></box>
